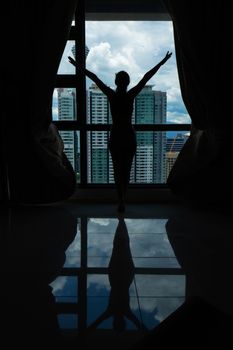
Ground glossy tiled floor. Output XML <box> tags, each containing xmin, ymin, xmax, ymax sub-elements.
<box><xmin>1</xmin><ymin>201</ymin><xmax>233</xmax><ymax>348</ymax></box>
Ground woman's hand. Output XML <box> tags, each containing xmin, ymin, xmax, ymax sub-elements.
<box><xmin>160</xmin><ymin>51</ymin><xmax>172</xmax><ymax>65</ymax></box>
<box><xmin>68</xmin><ymin>56</ymin><xmax>85</xmax><ymax>74</ymax></box>
<box><xmin>68</xmin><ymin>56</ymin><xmax>77</xmax><ymax>67</ymax></box>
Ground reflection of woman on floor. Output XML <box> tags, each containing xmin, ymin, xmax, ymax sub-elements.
<box><xmin>87</xmin><ymin>214</ymin><xmax>146</xmax><ymax>332</ymax></box>
<box><xmin>69</xmin><ymin>51</ymin><xmax>172</xmax><ymax>212</ymax></box>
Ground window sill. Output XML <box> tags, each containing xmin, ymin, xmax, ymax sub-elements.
<box><xmin>68</xmin><ymin>186</ymin><xmax>179</xmax><ymax>204</ymax></box>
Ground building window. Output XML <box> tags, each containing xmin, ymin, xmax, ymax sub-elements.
<box><xmin>53</xmin><ymin>1</ymin><xmax>191</xmax><ymax>187</ymax></box>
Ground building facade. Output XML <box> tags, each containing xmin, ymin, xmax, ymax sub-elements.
<box><xmin>57</xmin><ymin>88</ymin><xmax>79</xmax><ymax>175</ymax></box>
<box><xmin>87</xmin><ymin>84</ymin><xmax>167</xmax><ymax>184</ymax></box>
<box><xmin>166</xmin><ymin>132</ymin><xmax>189</xmax><ymax>180</ymax></box>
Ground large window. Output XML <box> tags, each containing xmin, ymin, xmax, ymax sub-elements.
<box><xmin>53</xmin><ymin>1</ymin><xmax>191</xmax><ymax>187</ymax></box>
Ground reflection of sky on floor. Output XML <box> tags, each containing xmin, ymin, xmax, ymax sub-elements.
<box><xmin>63</xmin><ymin>220</ymin><xmax>81</xmax><ymax>268</ymax></box>
<box><xmin>50</xmin><ymin>217</ymin><xmax>185</xmax><ymax>330</ymax></box>
<box><xmin>63</xmin><ymin>218</ymin><xmax>180</xmax><ymax>267</ymax></box>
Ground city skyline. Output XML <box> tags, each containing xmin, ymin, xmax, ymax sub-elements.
<box><xmin>57</xmin><ymin>85</ymin><xmax>188</xmax><ymax>184</ymax></box>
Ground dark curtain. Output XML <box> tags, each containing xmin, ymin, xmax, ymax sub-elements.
<box><xmin>163</xmin><ymin>1</ymin><xmax>233</xmax><ymax>203</ymax></box>
<box><xmin>1</xmin><ymin>1</ymin><xmax>78</xmax><ymax>204</ymax></box>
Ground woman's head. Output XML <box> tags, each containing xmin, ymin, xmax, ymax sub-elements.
<box><xmin>115</xmin><ymin>71</ymin><xmax>130</xmax><ymax>90</ymax></box>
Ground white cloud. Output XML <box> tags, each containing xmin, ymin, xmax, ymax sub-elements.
<box><xmin>135</xmin><ymin>275</ymin><xmax>186</xmax><ymax>297</ymax></box>
<box><xmin>138</xmin><ymin>297</ymin><xmax>185</xmax><ymax>324</ymax></box>
<box><xmin>90</xmin><ymin>217</ymin><xmax>112</xmax><ymax>226</ymax></box>
<box><xmin>57</xmin><ymin>21</ymin><xmax>190</xmax><ymax>123</ymax></box>
<box><xmin>167</xmin><ymin>111</ymin><xmax>191</xmax><ymax>124</ymax></box>
<box><xmin>50</xmin><ymin>276</ymin><xmax>68</xmax><ymax>293</ymax></box>
<box><xmin>85</xmin><ymin>21</ymin><xmax>176</xmax><ymax>88</ymax></box>
<box><xmin>87</xmin><ymin>274</ymin><xmax>111</xmax><ymax>293</ymax></box>
<box><xmin>85</xmin><ymin>21</ymin><xmax>189</xmax><ymax>121</ymax></box>
<box><xmin>126</xmin><ymin>218</ymin><xmax>168</xmax><ymax>234</ymax></box>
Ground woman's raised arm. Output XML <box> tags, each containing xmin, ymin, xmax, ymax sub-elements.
<box><xmin>68</xmin><ymin>56</ymin><xmax>113</xmax><ymax>96</ymax></box>
<box><xmin>129</xmin><ymin>51</ymin><xmax>172</xmax><ymax>97</ymax></box>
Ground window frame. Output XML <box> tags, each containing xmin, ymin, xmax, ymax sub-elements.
<box><xmin>53</xmin><ymin>0</ymin><xmax>191</xmax><ymax>189</ymax></box>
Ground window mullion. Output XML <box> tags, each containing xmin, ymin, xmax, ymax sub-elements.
<box><xmin>75</xmin><ymin>1</ymin><xmax>87</xmax><ymax>186</ymax></box>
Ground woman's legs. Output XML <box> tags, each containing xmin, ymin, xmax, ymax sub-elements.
<box><xmin>112</xmin><ymin>155</ymin><xmax>125</xmax><ymax>209</ymax></box>
<box><xmin>109</xmin><ymin>130</ymin><xmax>136</xmax><ymax>211</ymax></box>
<box><xmin>111</xmin><ymin>149</ymin><xmax>135</xmax><ymax>212</ymax></box>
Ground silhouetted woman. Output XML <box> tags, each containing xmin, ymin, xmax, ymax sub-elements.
<box><xmin>68</xmin><ymin>51</ymin><xmax>172</xmax><ymax>212</ymax></box>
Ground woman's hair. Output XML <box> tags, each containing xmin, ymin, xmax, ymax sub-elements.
<box><xmin>115</xmin><ymin>71</ymin><xmax>130</xmax><ymax>88</ymax></box>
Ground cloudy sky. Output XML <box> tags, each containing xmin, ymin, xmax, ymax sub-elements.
<box><xmin>57</xmin><ymin>21</ymin><xmax>191</xmax><ymax>124</ymax></box>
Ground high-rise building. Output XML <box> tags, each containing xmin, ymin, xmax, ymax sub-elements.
<box><xmin>134</xmin><ymin>85</ymin><xmax>167</xmax><ymax>183</ymax></box>
<box><xmin>57</xmin><ymin>45</ymin><xmax>90</xmax><ymax>179</ymax></box>
<box><xmin>87</xmin><ymin>84</ymin><xmax>167</xmax><ymax>184</ymax></box>
<box><xmin>57</xmin><ymin>88</ymin><xmax>79</xmax><ymax>173</ymax></box>
<box><xmin>166</xmin><ymin>133</ymin><xmax>189</xmax><ymax>179</ymax></box>
<box><xmin>87</xmin><ymin>84</ymin><xmax>113</xmax><ymax>183</ymax></box>
<box><xmin>71</xmin><ymin>44</ymin><xmax>90</xmax><ymax>60</ymax></box>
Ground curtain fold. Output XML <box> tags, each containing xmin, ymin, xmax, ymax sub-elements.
<box><xmin>163</xmin><ymin>1</ymin><xmax>233</xmax><ymax>203</ymax></box>
<box><xmin>1</xmin><ymin>1</ymin><xmax>78</xmax><ymax>203</ymax></box>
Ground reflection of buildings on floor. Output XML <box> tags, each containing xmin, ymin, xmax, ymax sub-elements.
<box><xmin>1</xmin><ymin>202</ymin><xmax>233</xmax><ymax>348</ymax></box>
